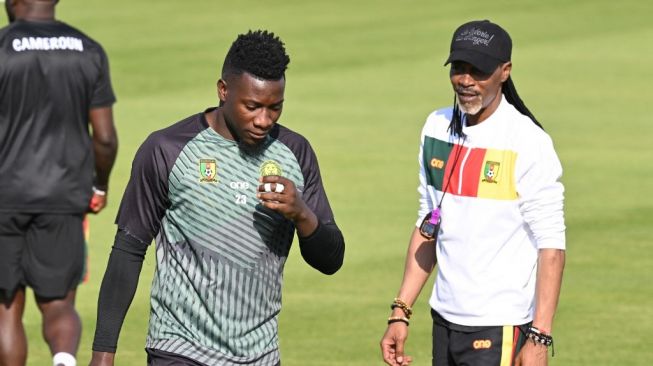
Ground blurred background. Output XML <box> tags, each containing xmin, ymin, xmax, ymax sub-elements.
<box><xmin>2</xmin><ymin>0</ymin><xmax>652</xmax><ymax>364</ymax></box>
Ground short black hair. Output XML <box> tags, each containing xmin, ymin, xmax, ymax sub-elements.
<box><xmin>221</xmin><ymin>30</ymin><xmax>290</xmax><ymax>80</ymax></box>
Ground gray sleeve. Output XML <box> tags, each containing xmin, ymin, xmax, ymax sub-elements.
<box><xmin>273</xmin><ymin>125</ymin><xmax>345</xmax><ymax>273</ymax></box>
<box><xmin>114</xmin><ymin>132</ymin><xmax>172</xmax><ymax>244</ymax></box>
<box><xmin>272</xmin><ymin>125</ymin><xmax>336</xmax><ymax>224</ymax></box>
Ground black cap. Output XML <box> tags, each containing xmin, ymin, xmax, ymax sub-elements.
<box><xmin>444</xmin><ymin>20</ymin><xmax>512</xmax><ymax>74</ymax></box>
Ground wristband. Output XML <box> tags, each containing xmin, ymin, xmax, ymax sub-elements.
<box><xmin>526</xmin><ymin>326</ymin><xmax>555</xmax><ymax>356</ymax></box>
<box><xmin>526</xmin><ymin>326</ymin><xmax>553</xmax><ymax>346</ymax></box>
<box><xmin>92</xmin><ymin>186</ymin><xmax>107</xmax><ymax>196</ymax></box>
<box><xmin>387</xmin><ymin>316</ymin><xmax>409</xmax><ymax>326</ymax></box>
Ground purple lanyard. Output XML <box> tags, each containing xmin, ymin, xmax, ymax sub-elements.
<box><xmin>430</xmin><ymin>207</ymin><xmax>441</xmax><ymax>225</ymax></box>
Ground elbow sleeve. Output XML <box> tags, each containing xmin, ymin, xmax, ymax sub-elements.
<box><xmin>298</xmin><ymin>222</ymin><xmax>345</xmax><ymax>275</ymax></box>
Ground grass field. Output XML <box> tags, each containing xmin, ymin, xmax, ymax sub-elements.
<box><xmin>3</xmin><ymin>0</ymin><xmax>653</xmax><ymax>364</ymax></box>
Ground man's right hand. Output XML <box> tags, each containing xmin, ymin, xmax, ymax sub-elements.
<box><xmin>89</xmin><ymin>351</ymin><xmax>115</xmax><ymax>366</ymax></box>
<box><xmin>380</xmin><ymin>322</ymin><xmax>412</xmax><ymax>366</ymax></box>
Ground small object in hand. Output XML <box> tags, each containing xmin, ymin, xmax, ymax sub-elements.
<box><xmin>274</xmin><ymin>183</ymin><xmax>284</xmax><ymax>193</ymax></box>
<box><xmin>264</xmin><ymin>183</ymin><xmax>272</xmax><ymax>192</ymax></box>
<box><xmin>90</xmin><ymin>195</ymin><xmax>102</xmax><ymax>210</ymax></box>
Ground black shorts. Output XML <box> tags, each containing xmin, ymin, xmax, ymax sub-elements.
<box><xmin>0</xmin><ymin>212</ymin><xmax>85</xmax><ymax>299</ymax></box>
<box><xmin>146</xmin><ymin>349</ymin><xmax>208</xmax><ymax>366</ymax></box>
<box><xmin>432</xmin><ymin>310</ymin><xmax>529</xmax><ymax>366</ymax></box>
<box><xmin>146</xmin><ymin>348</ymin><xmax>281</xmax><ymax>366</ymax></box>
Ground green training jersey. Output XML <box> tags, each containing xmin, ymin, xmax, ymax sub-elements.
<box><xmin>115</xmin><ymin>109</ymin><xmax>337</xmax><ymax>365</ymax></box>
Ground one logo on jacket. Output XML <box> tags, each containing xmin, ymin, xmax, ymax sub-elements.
<box><xmin>260</xmin><ymin>160</ymin><xmax>283</xmax><ymax>177</ymax></box>
<box><xmin>482</xmin><ymin>161</ymin><xmax>500</xmax><ymax>183</ymax></box>
<box><xmin>430</xmin><ymin>158</ymin><xmax>445</xmax><ymax>169</ymax></box>
<box><xmin>199</xmin><ymin>159</ymin><xmax>218</xmax><ymax>183</ymax></box>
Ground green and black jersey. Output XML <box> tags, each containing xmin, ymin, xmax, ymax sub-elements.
<box><xmin>102</xmin><ymin>109</ymin><xmax>342</xmax><ymax>365</ymax></box>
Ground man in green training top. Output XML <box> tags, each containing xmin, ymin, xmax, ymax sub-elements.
<box><xmin>90</xmin><ymin>30</ymin><xmax>345</xmax><ymax>366</ymax></box>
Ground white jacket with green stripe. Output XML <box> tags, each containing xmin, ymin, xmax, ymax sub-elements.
<box><xmin>417</xmin><ymin>95</ymin><xmax>566</xmax><ymax>327</ymax></box>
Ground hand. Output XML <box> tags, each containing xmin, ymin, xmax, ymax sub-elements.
<box><xmin>89</xmin><ymin>351</ymin><xmax>115</xmax><ymax>366</ymax></box>
<box><xmin>380</xmin><ymin>322</ymin><xmax>412</xmax><ymax>366</ymax></box>
<box><xmin>88</xmin><ymin>190</ymin><xmax>107</xmax><ymax>214</ymax></box>
<box><xmin>257</xmin><ymin>175</ymin><xmax>315</xmax><ymax>223</ymax></box>
<box><xmin>514</xmin><ymin>340</ymin><xmax>548</xmax><ymax>366</ymax></box>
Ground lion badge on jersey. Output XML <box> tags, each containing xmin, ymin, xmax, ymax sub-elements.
<box><xmin>482</xmin><ymin>161</ymin><xmax>500</xmax><ymax>184</ymax></box>
<box><xmin>199</xmin><ymin>159</ymin><xmax>218</xmax><ymax>183</ymax></box>
<box><xmin>259</xmin><ymin>160</ymin><xmax>283</xmax><ymax>177</ymax></box>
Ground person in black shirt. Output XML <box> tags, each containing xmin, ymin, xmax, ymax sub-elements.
<box><xmin>0</xmin><ymin>1</ymin><xmax>118</xmax><ymax>365</ymax></box>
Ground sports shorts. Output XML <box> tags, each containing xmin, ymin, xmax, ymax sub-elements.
<box><xmin>146</xmin><ymin>348</ymin><xmax>281</xmax><ymax>366</ymax></box>
<box><xmin>147</xmin><ymin>348</ymin><xmax>209</xmax><ymax>366</ymax></box>
<box><xmin>431</xmin><ymin>309</ymin><xmax>529</xmax><ymax>366</ymax></box>
<box><xmin>0</xmin><ymin>212</ymin><xmax>85</xmax><ymax>300</ymax></box>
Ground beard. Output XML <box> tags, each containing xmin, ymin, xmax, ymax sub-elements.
<box><xmin>237</xmin><ymin>139</ymin><xmax>267</xmax><ymax>158</ymax></box>
<box><xmin>456</xmin><ymin>93</ymin><xmax>483</xmax><ymax>116</ymax></box>
<box><xmin>224</xmin><ymin>118</ymin><xmax>268</xmax><ymax>158</ymax></box>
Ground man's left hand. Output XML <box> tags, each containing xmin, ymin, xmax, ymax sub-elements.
<box><xmin>514</xmin><ymin>340</ymin><xmax>548</xmax><ymax>366</ymax></box>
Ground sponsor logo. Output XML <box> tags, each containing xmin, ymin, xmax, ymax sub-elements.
<box><xmin>482</xmin><ymin>161</ymin><xmax>500</xmax><ymax>183</ymax></box>
<box><xmin>230</xmin><ymin>181</ymin><xmax>250</xmax><ymax>204</ymax></box>
<box><xmin>430</xmin><ymin>158</ymin><xmax>445</xmax><ymax>169</ymax></box>
<box><xmin>259</xmin><ymin>160</ymin><xmax>283</xmax><ymax>177</ymax></box>
<box><xmin>199</xmin><ymin>159</ymin><xmax>218</xmax><ymax>183</ymax></box>
<box><xmin>229</xmin><ymin>181</ymin><xmax>250</xmax><ymax>190</ymax></box>
<box><xmin>472</xmin><ymin>339</ymin><xmax>492</xmax><ymax>349</ymax></box>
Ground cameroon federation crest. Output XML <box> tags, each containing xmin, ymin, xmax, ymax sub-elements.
<box><xmin>199</xmin><ymin>159</ymin><xmax>218</xmax><ymax>183</ymax></box>
<box><xmin>482</xmin><ymin>161</ymin><xmax>500</xmax><ymax>183</ymax></box>
<box><xmin>259</xmin><ymin>160</ymin><xmax>283</xmax><ymax>177</ymax></box>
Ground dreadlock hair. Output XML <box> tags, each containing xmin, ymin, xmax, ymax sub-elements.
<box><xmin>449</xmin><ymin>96</ymin><xmax>465</xmax><ymax>138</ymax></box>
<box><xmin>502</xmin><ymin>76</ymin><xmax>542</xmax><ymax>129</ymax></box>
<box><xmin>448</xmin><ymin>75</ymin><xmax>543</xmax><ymax>138</ymax></box>
<box><xmin>221</xmin><ymin>30</ymin><xmax>290</xmax><ymax>81</ymax></box>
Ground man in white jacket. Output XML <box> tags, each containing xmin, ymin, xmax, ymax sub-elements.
<box><xmin>381</xmin><ymin>20</ymin><xmax>565</xmax><ymax>366</ymax></box>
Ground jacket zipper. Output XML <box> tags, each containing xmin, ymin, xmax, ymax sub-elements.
<box><xmin>457</xmin><ymin>146</ymin><xmax>472</xmax><ymax>194</ymax></box>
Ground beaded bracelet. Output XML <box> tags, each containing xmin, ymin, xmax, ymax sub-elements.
<box><xmin>390</xmin><ymin>298</ymin><xmax>413</xmax><ymax>319</ymax></box>
<box><xmin>387</xmin><ymin>316</ymin><xmax>410</xmax><ymax>326</ymax></box>
<box><xmin>526</xmin><ymin>327</ymin><xmax>553</xmax><ymax>346</ymax></box>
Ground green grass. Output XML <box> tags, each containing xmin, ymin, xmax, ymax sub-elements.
<box><xmin>3</xmin><ymin>0</ymin><xmax>652</xmax><ymax>364</ymax></box>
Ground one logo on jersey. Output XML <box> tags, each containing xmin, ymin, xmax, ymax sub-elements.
<box><xmin>199</xmin><ymin>159</ymin><xmax>218</xmax><ymax>183</ymax></box>
<box><xmin>482</xmin><ymin>161</ymin><xmax>500</xmax><ymax>184</ymax></box>
<box><xmin>260</xmin><ymin>160</ymin><xmax>283</xmax><ymax>177</ymax></box>
<box><xmin>472</xmin><ymin>339</ymin><xmax>492</xmax><ymax>349</ymax></box>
